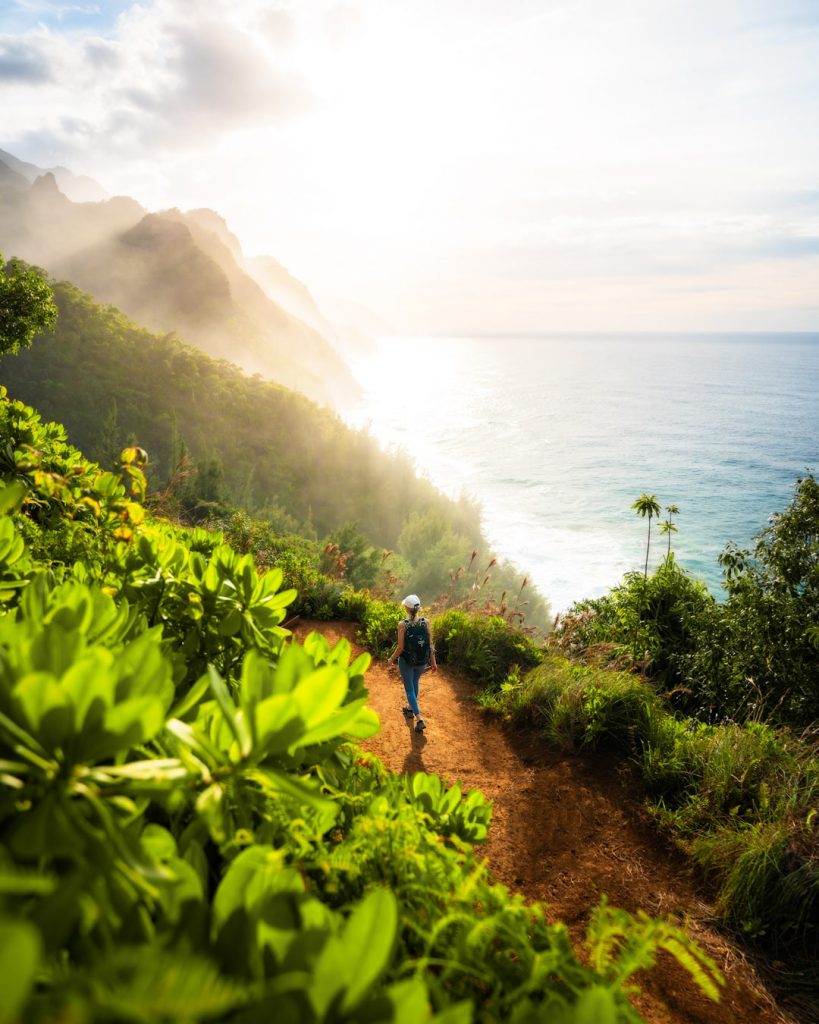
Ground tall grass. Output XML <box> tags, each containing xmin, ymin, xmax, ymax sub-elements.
<box><xmin>488</xmin><ymin>654</ymin><xmax>656</xmax><ymax>752</ymax></box>
<box><xmin>486</xmin><ymin>653</ymin><xmax>819</xmax><ymax>968</ymax></box>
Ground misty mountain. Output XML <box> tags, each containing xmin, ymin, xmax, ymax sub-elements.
<box><xmin>0</xmin><ymin>167</ymin><xmax>144</xmax><ymax>266</ymax></box>
<box><xmin>0</xmin><ymin>154</ymin><xmax>360</xmax><ymax>406</ymax></box>
<box><xmin>248</xmin><ymin>255</ymin><xmax>376</xmax><ymax>360</ymax></box>
<box><xmin>0</xmin><ymin>275</ymin><xmax>480</xmax><ymax>552</ymax></box>
<box><xmin>0</xmin><ymin>147</ymin><xmax>108</xmax><ymax>203</ymax></box>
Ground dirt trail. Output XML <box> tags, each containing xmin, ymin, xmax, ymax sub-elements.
<box><xmin>295</xmin><ymin>620</ymin><xmax>796</xmax><ymax>1024</ymax></box>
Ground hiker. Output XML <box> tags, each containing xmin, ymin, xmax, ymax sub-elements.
<box><xmin>387</xmin><ymin>593</ymin><xmax>437</xmax><ymax>733</ymax></box>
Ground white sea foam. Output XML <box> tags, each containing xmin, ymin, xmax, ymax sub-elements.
<box><xmin>343</xmin><ymin>333</ymin><xmax>819</xmax><ymax>614</ymax></box>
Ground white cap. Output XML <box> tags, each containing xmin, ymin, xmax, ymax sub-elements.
<box><xmin>402</xmin><ymin>594</ymin><xmax>421</xmax><ymax>610</ymax></box>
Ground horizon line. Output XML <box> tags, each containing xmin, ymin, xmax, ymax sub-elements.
<box><xmin>382</xmin><ymin>329</ymin><xmax>819</xmax><ymax>340</ymax></box>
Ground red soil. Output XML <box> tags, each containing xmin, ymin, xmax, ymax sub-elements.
<box><xmin>294</xmin><ymin>620</ymin><xmax>797</xmax><ymax>1024</ymax></box>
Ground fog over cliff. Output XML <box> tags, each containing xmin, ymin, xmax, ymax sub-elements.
<box><xmin>0</xmin><ymin>149</ymin><xmax>366</xmax><ymax>408</ymax></box>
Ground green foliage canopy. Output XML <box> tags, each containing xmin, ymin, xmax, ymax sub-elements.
<box><xmin>0</xmin><ymin>274</ymin><xmax>552</xmax><ymax>627</ymax></box>
<box><xmin>0</xmin><ymin>277</ymin><xmax>480</xmax><ymax>549</ymax></box>
<box><xmin>0</xmin><ymin>385</ymin><xmax>723</xmax><ymax>1022</ymax></box>
<box><xmin>0</xmin><ymin>255</ymin><xmax>57</xmax><ymax>356</ymax></box>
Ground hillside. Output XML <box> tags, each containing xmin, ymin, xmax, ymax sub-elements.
<box><xmin>0</xmin><ymin>153</ymin><xmax>358</xmax><ymax>406</ymax></box>
<box><xmin>249</xmin><ymin>253</ymin><xmax>376</xmax><ymax>360</ymax></box>
<box><xmin>1</xmin><ymin>259</ymin><xmax>810</xmax><ymax>1023</ymax></box>
<box><xmin>0</xmin><ymin>380</ymin><xmax>739</xmax><ymax>1023</ymax></box>
<box><xmin>297</xmin><ymin>619</ymin><xmax>791</xmax><ymax>1024</ymax></box>
<box><xmin>0</xmin><ymin>145</ymin><xmax>108</xmax><ymax>202</ymax></box>
<box><xmin>0</xmin><ymin>275</ymin><xmax>476</xmax><ymax>551</ymax></box>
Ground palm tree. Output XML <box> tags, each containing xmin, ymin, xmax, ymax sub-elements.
<box><xmin>660</xmin><ymin>503</ymin><xmax>680</xmax><ymax>558</ymax></box>
<box><xmin>658</xmin><ymin>519</ymin><xmax>678</xmax><ymax>559</ymax></box>
<box><xmin>632</xmin><ymin>493</ymin><xmax>661</xmax><ymax>576</ymax></box>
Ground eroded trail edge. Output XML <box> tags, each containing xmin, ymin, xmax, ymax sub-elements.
<box><xmin>295</xmin><ymin>620</ymin><xmax>793</xmax><ymax>1024</ymax></box>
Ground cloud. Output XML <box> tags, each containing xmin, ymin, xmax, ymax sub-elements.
<box><xmin>0</xmin><ymin>35</ymin><xmax>51</xmax><ymax>81</ymax></box>
<box><xmin>755</xmin><ymin>236</ymin><xmax>819</xmax><ymax>258</ymax></box>
<box><xmin>1</xmin><ymin>0</ymin><xmax>818</xmax><ymax>331</ymax></box>
<box><xmin>101</xmin><ymin>19</ymin><xmax>313</xmax><ymax>149</ymax></box>
<box><xmin>2</xmin><ymin>2</ymin><xmax>314</xmax><ymax>157</ymax></box>
<box><xmin>324</xmin><ymin>3</ymin><xmax>362</xmax><ymax>42</ymax></box>
<box><xmin>83</xmin><ymin>38</ymin><xmax>119</xmax><ymax>69</ymax></box>
<box><xmin>259</xmin><ymin>8</ymin><xmax>296</xmax><ymax>46</ymax></box>
<box><xmin>162</xmin><ymin>20</ymin><xmax>312</xmax><ymax>124</ymax></box>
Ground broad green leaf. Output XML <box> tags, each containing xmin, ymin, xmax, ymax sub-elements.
<box><xmin>169</xmin><ymin>671</ymin><xmax>211</xmax><ymax>720</ymax></box>
<box><xmin>246</xmin><ymin>766</ymin><xmax>337</xmax><ymax>816</ymax></box>
<box><xmin>114</xmin><ymin>630</ymin><xmax>174</xmax><ymax>708</ymax></box>
<box><xmin>29</xmin><ymin>623</ymin><xmax>84</xmax><ymax>677</ymax></box>
<box><xmin>238</xmin><ymin>648</ymin><xmax>276</xmax><ymax>711</ymax></box>
<box><xmin>213</xmin><ymin>845</ymin><xmax>296</xmax><ymax>926</ymax></box>
<box><xmin>13</xmin><ymin>672</ymin><xmax>72</xmax><ymax>747</ymax></box>
<box><xmin>207</xmin><ymin>665</ymin><xmax>251</xmax><ymax>759</ymax></box>
<box><xmin>260</xmin><ymin>566</ymin><xmax>283</xmax><ymax>593</ymax></box>
<box><xmin>252</xmin><ymin>693</ymin><xmax>303</xmax><ymax>757</ymax></box>
<box><xmin>349</xmin><ymin>651</ymin><xmax>372</xmax><ymax>677</ymax></box>
<box><xmin>428</xmin><ymin>999</ymin><xmax>474</xmax><ymax>1024</ymax></box>
<box><xmin>272</xmin><ymin>644</ymin><xmax>313</xmax><ymax>695</ymax></box>
<box><xmin>297</xmin><ymin>698</ymin><xmax>379</xmax><ymax>748</ymax></box>
<box><xmin>309</xmin><ymin>933</ymin><xmax>346</xmax><ymax>1016</ymax></box>
<box><xmin>101</xmin><ymin>695</ymin><xmax>165</xmax><ymax>747</ymax></box>
<box><xmin>0</xmin><ymin>480</ymin><xmax>27</xmax><ymax>515</ymax></box>
<box><xmin>61</xmin><ymin>651</ymin><xmax>115</xmax><ymax>725</ymax></box>
<box><xmin>141</xmin><ymin>823</ymin><xmax>177</xmax><ymax>861</ymax></box>
<box><xmin>339</xmin><ymin>705</ymin><xmax>380</xmax><ymax>740</ymax></box>
<box><xmin>292</xmin><ymin>665</ymin><xmax>348</xmax><ymax>729</ymax></box>
<box><xmin>339</xmin><ymin>888</ymin><xmax>398</xmax><ymax>1012</ymax></box>
<box><xmin>0</xmin><ymin>918</ymin><xmax>41</xmax><ymax>1024</ymax></box>
<box><xmin>166</xmin><ymin>718</ymin><xmax>228</xmax><ymax>769</ymax></box>
<box><xmin>217</xmin><ymin>608</ymin><xmax>242</xmax><ymax>636</ymax></box>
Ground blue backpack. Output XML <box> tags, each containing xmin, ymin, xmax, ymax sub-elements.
<box><xmin>401</xmin><ymin>617</ymin><xmax>431</xmax><ymax>667</ymax></box>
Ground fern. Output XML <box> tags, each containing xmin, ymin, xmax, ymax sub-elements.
<box><xmin>86</xmin><ymin>948</ymin><xmax>249</xmax><ymax>1023</ymax></box>
<box><xmin>586</xmin><ymin>897</ymin><xmax>724</xmax><ymax>1002</ymax></box>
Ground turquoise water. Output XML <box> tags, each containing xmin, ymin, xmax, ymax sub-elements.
<box><xmin>344</xmin><ymin>334</ymin><xmax>819</xmax><ymax>614</ymax></box>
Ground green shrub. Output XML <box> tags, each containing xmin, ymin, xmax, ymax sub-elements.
<box><xmin>490</xmin><ymin>648</ymin><xmax>819</xmax><ymax>968</ymax></box>
<box><xmin>492</xmin><ymin>654</ymin><xmax>657</xmax><ymax>753</ymax></box>
<box><xmin>559</xmin><ymin>477</ymin><xmax>819</xmax><ymax>730</ymax></box>
<box><xmin>705</xmin><ymin>474</ymin><xmax>819</xmax><ymax>726</ymax></box>
<box><xmin>555</xmin><ymin>558</ymin><xmax>714</xmax><ymax>691</ymax></box>
<box><xmin>431</xmin><ymin>609</ymin><xmax>543</xmax><ymax>689</ymax></box>
<box><xmin>0</xmin><ymin>388</ymin><xmax>728</xmax><ymax>1021</ymax></box>
<box><xmin>339</xmin><ymin>590</ymin><xmax>402</xmax><ymax>657</ymax></box>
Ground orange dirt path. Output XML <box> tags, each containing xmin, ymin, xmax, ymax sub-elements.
<box><xmin>294</xmin><ymin>620</ymin><xmax>796</xmax><ymax>1024</ymax></box>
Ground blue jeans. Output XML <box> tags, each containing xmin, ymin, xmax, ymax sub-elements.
<box><xmin>398</xmin><ymin>658</ymin><xmax>426</xmax><ymax>716</ymax></box>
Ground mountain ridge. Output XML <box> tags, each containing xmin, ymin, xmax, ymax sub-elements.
<box><xmin>0</xmin><ymin>150</ymin><xmax>365</xmax><ymax>406</ymax></box>
<box><xmin>0</xmin><ymin>147</ymin><xmax>108</xmax><ymax>202</ymax></box>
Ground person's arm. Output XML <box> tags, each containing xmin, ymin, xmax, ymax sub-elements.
<box><xmin>387</xmin><ymin>621</ymin><xmax>406</xmax><ymax>664</ymax></box>
<box><xmin>427</xmin><ymin>621</ymin><xmax>438</xmax><ymax>672</ymax></box>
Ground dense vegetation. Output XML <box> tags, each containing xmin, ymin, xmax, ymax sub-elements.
<box><xmin>557</xmin><ymin>478</ymin><xmax>819</xmax><ymax>729</ymax></box>
<box><xmin>0</xmin><ymin>270</ymin><xmax>550</xmax><ymax>630</ymax></box>
<box><xmin>0</xmin><ymin>386</ymin><xmax>724</xmax><ymax>1022</ymax></box>
<box><xmin>469</xmin><ymin>485</ymin><xmax>819</xmax><ymax>1008</ymax></box>
<box><xmin>5</xmin><ymin>258</ymin><xmax>813</xmax><ymax>1018</ymax></box>
<box><xmin>0</xmin><ymin>253</ymin><xmax>57</xmax><ymax>356</ymax></box>
<box><xmin>483</xmin><ymin>653</ymin><xmax>818</xmax><ymax>974</ymax></box>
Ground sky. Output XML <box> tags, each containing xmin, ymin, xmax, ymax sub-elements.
<box><xmin>1</xmin><ymin>0</ymin><xmax>818</xmax><ymax>333</ymax></box>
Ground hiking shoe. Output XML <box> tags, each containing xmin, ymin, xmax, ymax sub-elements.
<box><xmin>402</xmin><ymin>706</ymin><xmax>414</xmax><ymax>718</ymax></box>
<box><xmin>414</xmin><ymin>718</ymin><xmax>426</xmax><ymax>733</ymax></box>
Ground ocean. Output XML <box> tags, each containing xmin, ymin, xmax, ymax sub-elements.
<box><xmin>342</xmin><ymin>334</ymin><xmax>819</xmax><ymax>615</ymax></box>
